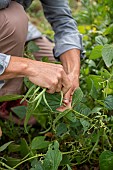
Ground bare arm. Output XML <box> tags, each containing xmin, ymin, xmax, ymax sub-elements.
<box><xmin>0</xmin><ymin>56</ymin><xmax>71</xmax><ymax>94</ymax></box>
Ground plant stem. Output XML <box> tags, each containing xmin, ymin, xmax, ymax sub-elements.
<box><xmin>72</xmin><ymin>109</ymin><xmax>91</xmax><ymax>121</ymax></box>
<box><xmin>0</xmin><ymin>161</ymin><xmax>14</xmax><ymax>170</ymax></box>
<box><xmin>13</xmin><ymin>154</ymin><xmax>44</xmax><ymax>169</ymax></box>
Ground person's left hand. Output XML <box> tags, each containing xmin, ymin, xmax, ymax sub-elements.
<box><xmin>57</xmin><ymin>48</ymin><xmax>80</xmax><ymax>112</ymax></box>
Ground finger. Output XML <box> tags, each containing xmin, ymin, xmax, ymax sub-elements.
<box><xmin>57</xmin><ymin>102</ymin><xmax>72</xmax><ymax>112</ymax></box>
<box><xmin>63</xmin><ymin>88</ymin><xmax>73</xmax><ymax>104</ymax></box>
<box><xmin>56</xmin><ymin>79</ymin><xmax>62</xmax><ymax>93</ymax></box>
<box><xmin>46</xmin><ymin>86</ymin><xmax>56</xmax><ymax>94</ymax></box>
<box><xmin>60</xmin><ymin>71</ymin><xmax>72</xmax><ymax>94</ymax></box>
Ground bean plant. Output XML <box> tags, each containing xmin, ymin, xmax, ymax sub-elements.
<box><xmin>1</xmin><ymin>0</ymin><xmax>113</xmax><ymax>169</ymax></box>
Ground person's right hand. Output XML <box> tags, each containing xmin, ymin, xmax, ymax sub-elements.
<box><xmin>0</xmin><ymin>56</ymin><xmax>71</xmax><ymax>95</ymax></box>
<box><xmin>25</xmin><ymin>60</ymin><xmax>71</xmax><ymax>94</ymax></box>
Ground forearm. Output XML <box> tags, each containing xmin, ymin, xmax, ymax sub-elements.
<box><xmin>0</xmin><ymin>56</ymin><xmax>71</xmax><ymax>94</ymax></box>
<box><xmin>60</xmin><ymin>48</ymin><xmax>80</xmax><ymax>77</ymax></box>
<box><xmin>0</xmin><ymin>56</ymin><xmax>29</xmax><ymax>80</ymax></box>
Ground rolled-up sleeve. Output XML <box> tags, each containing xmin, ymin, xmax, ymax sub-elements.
<box><xmin>0</xmin><ymin>0</ymin><xmax>11</xmax><ymax>9</ymax></box>
<box><xmin>40</xmin><ymin>0</ymin><xmax>83</xmax><ymax>59</ymax></box>
<box><xmin>0</xmin><ymin>53</ymin><xmax>11</xmax><ymax>75</ymax></box>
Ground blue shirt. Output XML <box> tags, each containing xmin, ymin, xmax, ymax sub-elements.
<box><xmin>0</xmin><ymin>0</ymin><xmax>83</xmax><ymax>78</ymax></box>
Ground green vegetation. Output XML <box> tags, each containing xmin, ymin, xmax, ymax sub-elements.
<box><xmin>0</xmin><ymin>0</ymin><xmax>113</xmax><ymax>169</ymax></box>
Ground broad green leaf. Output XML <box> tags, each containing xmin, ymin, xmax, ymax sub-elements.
<box><xmin>95</xmin><ymin>35</ymin><xmax>108</xmax><ymax>45</ymax></box>
<box><xmin>20</xmin><ymin>138</ymin><xmax>29</xmax><ymax>157</ymax></box>
<box><xmin>56</xmin><ymin>123</ymin><xmax>68</xmax><ymax>136</ymax></box>
<box><xmin>99</xmin><ymin>150</ymin><xmax>113</xmax><ymax>170</ymax></box>
<box><xmin>80</xmin><ymin>118</ymin><xmax>90</xmax><ymax>133</ymax></box>
<box><xmin>102</xmin><ymin>44</ymin><xmax>113</xmax><ymax>67</ymax></box>
<box><xmin>27</xmin><ymin>41</ymin><xmax>40</xmax><ymax>53</ymax></box>
<box><xmin>65</xmin><ymin>111</ymin><xmax>76</xmax><ymax>122</ymax></box>
<box><xmin>31</xmin><ymin>136</ymin><xmax>50</xmax><ymax>150</ymax></box>
<box><xmin>43</xmin><ymin>141</ymin><xmax>62</xmax><ymax>170</ymax></box>
<box><xmin>72</xmin><ymin>87</ymin><xmax>83</xmax><ymax>107</ymax></box>
<box><xmin>101</xmin><ymin>68</ymin><xmax>111</xmax><ymax>80</ymax></box>
<box><xmin>53</xmin><ymin>109</ymin><xmax>70</xmax><ymax>130</ymax></box>
<box><xmin>0</xmin><ymin>141</ymin><xmax>13</xmax><ymax>152</ymax></box>
<box><xmin>8</xmin><ymin>144</ymin><xmax>20</xmax><ymax>153</ymax></box>
<box><xmin>11</xmin><ymin>106</ymin><xmax>27</xmax><ymax>119</ymax></box>
<box><xmin>103</xmin><ymin>24</ymin><xmax>113</xmax><ymax>36</ymax></box>
<box><xmin>31</xmin><ymin>160</ymin><xmax>43</xmax><ymax>170</ymax></box>
<box><xmin>24</xmin><ymin>101</ymin><xmax>36</xmax><ymax>133</ymax></box>
<box><xmin>6</xmin><ymin>156</ymin><xmax>20</xmax><ymax>167</ymax></box>
<box><xmin>74</xmin><ymin>103</ymin><xmax>91</xmax><ymax>116</ymax></box>
<box><xmin>90</xmin><ymin>79</ymin><xmax>98</xmax><ymax>99</ymax></box>
<box><xmin>91</xmin><ymin>107</ymin><xmax>102</xmax><ymax>114</ymax></box>
<box><xmin>60</xmin><ymin>155</ymin><xmax>70</xmax><ymax>166</ymax></box>
<box><xmin>86</xmin><ymin>75</ymin><xmax>103</xmax><ymax>91</ymax></box>
<box><xmin>42</xmin><ymin>92</ymin><xmax>61</xmax><ymax>111</ymax></box>
<box><xmin>0</xmin><ymin>95</ymin><xmax>22</xmax><ymax>102</ymax></box>
<box><xmin>89</xmin><ymin>45</ymin><xmax>103</xmax><ymax>59</ymax></box>
<box><xmin>104</xmin><ymin>95</ymin><xmax>113</xmax><ymax>110</ymax></box>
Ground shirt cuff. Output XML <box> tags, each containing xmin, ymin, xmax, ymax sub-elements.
<box><xmin>53</xmin><ymin>33</ymin><xmax>83</xmax><ymax>60</ymax></box>
<box><xmin>0</xmin><ymin>53</ymin><xmax>11</xmax><ymax>75</ymax></box>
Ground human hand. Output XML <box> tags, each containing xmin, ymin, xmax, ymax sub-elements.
<box><xmin>25</xmin><ymin>60</ymin><xmax>71</xmax><ymax>94</ymax></box>
<box><xmin>0</xmin><ymin>56</ymin><xmax>71</xmax><ymax>95</ymax></box>
<box><xmin>57</xmin><ymin>48</ymin><xmax>80</xmax><ymax>112</ymax></box>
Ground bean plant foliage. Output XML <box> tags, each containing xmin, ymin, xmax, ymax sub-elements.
<box><xmin>1</xmin><ymin>0</ymin><xmax>113</xmax><ymax>169</ymax></box>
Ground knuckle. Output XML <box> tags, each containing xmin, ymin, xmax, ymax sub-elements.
<box><xmin>58</xmin><ymin>65</ymin><xmax>63</xmax><ymax>69</ymax></box>
<box><xmin>47</xmin><ymin>89</ymin><xmax>54</xmax><ymax>94</ymax></box>
<box><xmin>52</xmin><ymin>79</ymin><xmax>58</xmax><ymax>86</ymax></box>
<box><xmin>57</xmin><ymin>73</ymin><xmax>62</xmax><ymax>79</ymax></box>
<box><xmin>59</xmin><ymin>68</ymin><xmax>64</xmax><ymax>74</ymax></box>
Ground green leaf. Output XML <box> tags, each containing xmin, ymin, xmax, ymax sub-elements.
<box><xmin>95</xmin><ymin>35</ymin><xmax>108</xmax><ymax>45</ymax></box>
<box><xmin>11</xmin><ymin>106</ymin><xmax>27</xmax><ymax>119</ymax></box>
<box><xmin>6</xmin><ymin>156</ymin><xmax>20</xmax><ymax>168</ymax></box>
<box><xmin>60</xmin><ymin>155</ymin><xmax>70</xmax><ymax>166</ymax></box>
<box><xmin>99</xmin><ymin>150</ymin><xmax>113</xmax><ymax>170</ymax></box>
<box><xmin>20</xmin><ymin>138</ymin><xmax>29</xmax><ymax>157</ymax></box>
<box><xmin>0</xmin><ymin>95</ymin><xmax>22</xmax><ymax>102</ymax></box>
<box><xmin>43</xmin><ymin>141</ymin><xmax>62</xmax><ymax>170</ymax></box>
<box><xmin>90</xmin><ymin>79</ymin><xmax>98</xmax><ymax>99</ymax></box>
<box><xmin>42</xmin><ymin>92</ymin><xmax>61</xmax><ymax>111</ymax></box>
<box><xmin>0</xmin><ymin>141</ymin><xmax>13</xmax><ymax>152</ymax></box>
<box><xmin>24</xmin><ymin>101</ymin><xmax>36</xmax><ymax>133</ymax></box>
<box><xmin>80</xmin><ymin>118</ymin><xmax>90</xmax><ymax>133</ymax></box>
<box><xmin>104</xmin><ymin>95</ymin><xmax>113</xmax><ymax>110</ymax></box>
<box><xmin>31</xmin><ymin>160</ymin><xmax>43</xmax><ymax>170</ymax></box>
<box><xmin>72</xmin><ymin>87</ymin><xmax>83</xmax><ymax>107</ymax></box>
<box><xmin>102</xmin><ymin>44</ymin><xmax>113</xmax><ymax>67</ymax></box>
<box><xmin>91</xmin><ymin>107</ymin><xmax>102</xmax><ymax>114</ymax></box>
<box><xmin>27</xmin><ymin>41</ymin><xmax>40</xmax><ymax>53</ymax></box>
<box><xmin>65</xmin><ymin>111</ymin><xmax>76</xmax><ymax>122</ymax></box>
<box><xmin>74</xmin><ymin>103</ymin><xmax>91</xmax><ymax>116</ymax></box>
<box><xmin>101</xmin><ymin>68</ymin><xmax>111</xmax><ymax>80</ymax></box>
<box><xmin>56</xmin><ymin>123</ymin><xmax>68</xmax><ymax>136</ymax></box>
<box><xmin>31</xmin><ymin>136</ymin><xmax>50</xmax><ymax>150</ymax></box>
<box><xmin>86</xmin><ymin>75</ymin><xmax>103</xmax><ymax>91</ymax></box>
<box><xmin>53</xmin><ymin>109</ymin><xmax>70</xmax><ymax>131</ymax></box>
<box><xmin>89</xmin><ymin>45</ymin><xmax>103</xmax><ymax>59</ymax></box>
<box><xmin>103</xmin><ymin>24</ymin><xmax>113</xmax><ymax>36</ymax></box>
<box><xmin>8</xmin><ymin>144</ymin><xmax>20</xmax><ymax>153</ymax></box>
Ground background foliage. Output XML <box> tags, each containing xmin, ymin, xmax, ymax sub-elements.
<box><xmin>0</xmin><ymin>0</ymin><xmax>113</xmax><ymax>169</ymax></box>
